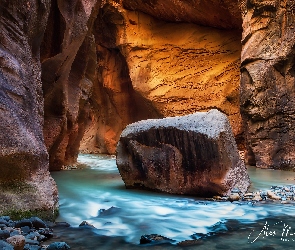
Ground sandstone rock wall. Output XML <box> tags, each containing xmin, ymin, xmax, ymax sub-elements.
<box><xmin>41</xmin><ymin>0</ymin><xmax>101</xmax><ymax>170</ymax></box>
<box><xmin>0</xmin><ymin>0</ymin><xmax>245</xmax><ymax>174</ymax></box>
<box><xmin>239</xmin><ymin>0</ymin><xmax>295</xmax><ymax>169</ymax></box>
<box><xmin>122</xmin><ymin>0</ymin><xmax>242</xmax><ymax>29</ymax></box>
<box><xmin>0</xmin><ymin>0</ymin><xmax>57</xmax><ymax>217</ymax></box>
<box><xmin>80</xmin><ymin>0</ymin><xmax>244</xmax><ymax>155</ymax></box>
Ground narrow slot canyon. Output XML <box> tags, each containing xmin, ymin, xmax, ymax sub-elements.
<box><xmin>1</xmin><ymin>1</ymin><xmax>295</xmax><ymax>249</ymax></box>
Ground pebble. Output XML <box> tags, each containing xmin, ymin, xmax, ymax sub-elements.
<box><xmin>228</xmin><ymin>193</ymin><xmax>240</xmax><ymax>202</ymax></box>
<box><xmin>0</xmin><ymin>216</ymin><xmax>70</xmax><ymax>250</ymax></box>
<box><xmin>47</xmin><ymin>242</ymin><xmax>70</xmax><ymax>250</ymax></box>
<box><xmin>140</xmin><ymin>234</ymin><xmax>175</xmax><ymax>245</ymax></box>
<box><xmin>6</xmin><ymin>235</ymin><xmax>25</xmax><ymax>250</ymax></box>
<box><xmin>216</xmin><ymin>185</ymin><xmax>295</xmax><ymax>203</ymax></box>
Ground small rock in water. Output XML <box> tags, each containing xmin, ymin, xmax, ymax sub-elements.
<box><xmin>177</xmin><ymin>239</ymin><xmax>204</xmax><ymax>246</ymax></box>
<box><xmin>29</xmin><ymin>217</ymin><xmax>47</xmax><ymax>229</ymax></box>
<box><xmin>24</xmin><ymin>244</ymin><xmax>41</xmax><ymax>250</ymax></box>
<box><xmin>267</xmin><ymin>190</ymin><xmax>281</xmax><ymax>200</ymax></box>
<box><xmin>140</xmin><ymin>234</ymin><xmax>174</xmax><ymax>245</ymax></box>
<box><xmin>47</xmin><ymin>242</ymin><xmax>70</xmax><ymax>250</ymax></box>
<box><xmin>0</xmin><ymin>216</ymin><xmax>69</xmax><ymax>250</ymax></box>
<box><xmin>21</xmin><ymin>226</ymin><xmax>31</xmax><ymax>234</ymax></box>
<box><xmin>79</xmin><ymin>221</ymin><xmax>95</xmax><ymax>228</ymax></box>
<box><xmin>228</xmin><ymin>193</ymin><xmax>240</xmax><ymax>202</ymax></box>
<box><xmin>98</xmin><ymin>206</ymin><xmax>121</xmax><ymax>216</ymax></box>
<box><xmin>252</xmin><ymin>193</ymin><xmax>262</xmax><ymax>201</ymax></box>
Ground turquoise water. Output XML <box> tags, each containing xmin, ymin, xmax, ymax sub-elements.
<box><xmin>50</xmin><ymin>154</ymin><xmax>295</xmax><ymax>249</ymax></box>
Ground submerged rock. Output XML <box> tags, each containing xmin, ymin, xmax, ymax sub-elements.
<box><xmin>47</xmin><ymin>242</ymin><xmax>70</xmax><ymax>250</ymax></box>
<box><xmin>116</xmin><ymin>110</ymin><xmax>250</xmax><ymax>197</ymax></box>
<box><xmin>140</xmin><ymin>234</ymin><xmax>174</xmax><ymax>245</ymax></box>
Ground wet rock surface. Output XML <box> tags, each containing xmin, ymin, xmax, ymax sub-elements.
<box><xmin>0</xmin><ymin>216</ymin><xmax>69</xmax><ymax>250</ymax></box>
<box><xmin>140</xmin><ymin>234</ymin><xmax>175</xmax><ymax>245</ymax></box>
<box><xmin>117</xmin><ymin>110</ymin><xmax>250</xmax><ymax>197</ymax></box>
<box><xmin>212</xmin><ymin>185</ymin><xmax>295</xmax><ymax>204</ymax></box>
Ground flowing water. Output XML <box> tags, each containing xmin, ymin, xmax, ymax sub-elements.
<box><xmin>50</xmin><ymin>154</ymin><xmax>295</xmax><ymax>249</ymax></box>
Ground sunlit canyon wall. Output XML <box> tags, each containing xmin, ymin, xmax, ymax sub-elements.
<box><xmin>40</xmin><ymin>0</ymin><xmax>245</xmax><ymax>171</ymax></box>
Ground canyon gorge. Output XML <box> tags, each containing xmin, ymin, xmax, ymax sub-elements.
<box><xmin>0</xmin><ymin>0</ymin><xmax>295</xmax><ymax>217</ymax></box>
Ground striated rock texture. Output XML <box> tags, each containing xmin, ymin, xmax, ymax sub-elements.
<box><xmin>80</xmin><ymin>0</ymin><xmax>244</xmax><ymax>155</ymax></box>
<box><xmin>116</xmin><ymin>110</ymin><xmax>250</xmax><ymax>197</ymax></box>
<box><xmin>79</xmin><ymin>43</ymin><xmax>162</xmax><ymax>155</ymax></box>
<box><xmin>41</xmin><ymin>0</ymin><xmax>160</xmax><ymax>166</ymax></box>
<box><xmin>240</xmin><ymin>0</ymin><xmax>295</xmax><ymax>169</ymax></box>
<box><xmin>41</xmin><ymin>0</ymin><xmax>101</xmax><ymax>170</ymax></box>
<box><xmin>122</xmin><ymin>0</ymin><xmax>242</xmax><ymax>29</ymax></box>
<box><xmin>0</xmin><ymin>1</ymin><xmax>57</xmax><ymax>217</ymax></box>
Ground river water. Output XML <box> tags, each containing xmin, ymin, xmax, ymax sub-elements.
<box><xmin>50</xmin><ymin>154</ymin><xmax>295</xmax><ymax>249</ymax></box>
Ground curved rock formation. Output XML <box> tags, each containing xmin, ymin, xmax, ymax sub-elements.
<box><xmin>116</xmin><ymin>110</ymin><xmax>250</xmax><ymax>196</ymax></box>
<box><xmin>240</xmin><ymin>0</ymin><xmax>295</xmax><ymax>169</ymax></box>
<box><xmin>0</xmin><ymin>1</ymin><xmax>57</xmax><ymax>218</ymax></box>
<box><xmin>80</xmin><ymin>0</ymin><xmax>244</xmax><ymax>155</ymax></box>
<box><xmin>122</xmin><ymin>0</ymin><xmax>242</xmax><ymax>29</ymax></box>
<box><xmin>41</xmin><ymin>0</ymin><xmax>101</xmax><ymax>170</ymax></box>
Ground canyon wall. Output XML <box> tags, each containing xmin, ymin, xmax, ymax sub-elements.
<box><xmin>42</xmin><ymin>0</ymin><xmax>244</xmax><ymax>169</ymax></box>
<box><xmin>0</xmin><ymin>0</ymin><xmax>57</xmax><ymax>218</ymax></box>
<box><xmin>240</xmin><ymin>0</ymin><xmax>295</xmax><ymax>169</ymax></box>
<box><xmin>1</xmin><ymin>0</ymin><xmax>295</xmax><ymax>218</ymax></box>
<box><xmin>79</xmin><ymin>0</ymin><xmax>244</xmax><ymax>157</ymax></box>
<box><xmin>41</xmin><ymin>0</ymin><xmax>101</xmax><ymax>170</ymax></box>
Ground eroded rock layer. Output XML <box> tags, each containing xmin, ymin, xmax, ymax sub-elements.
<box><xmin>41</xmin><ymin>0</ymin><xmax>101</xmax><ymax>170</ymax></box>
<box><xmin>240</xmin><ymin>0</ymin><xmax>295</xmax><ymax>169</ymax></box>
<box><xmin>122</xmin><ymin>0</ymin><xmax>242</xmax><ymax>29</ymax></box>
<box><xmin>80</xmin><ymin>1</ymin><xmax>244</xmax><ymax>155</ymax></box>
<box><xmin>116</xmin><ymin>110</ymin><xmax>250</xmax><ymax>196</ymax></box>
<box><xmin>0</xmin><ymin>0</ymin><xmax>57</xmax><ymax>217</ymax></box>
<box><xmin>1</xmin><ymin>0</ymin><xmax>244</xmax><ymax>175</ymax></box>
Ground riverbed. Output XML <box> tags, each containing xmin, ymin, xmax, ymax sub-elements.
<box><xmin>50</xmin><ymin>154</ymin><xmax>295</xmax><ymax>249</ymax></box>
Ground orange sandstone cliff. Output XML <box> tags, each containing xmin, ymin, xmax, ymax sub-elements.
<box><xmin>79</xmin><ymin>0</ymin><xmax>244</xmax><ymax>157</ymax></box>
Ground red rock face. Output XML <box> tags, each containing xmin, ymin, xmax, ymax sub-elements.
<box><xmin>79</xmin><ymin>44</ymin><xmax>161</xmax><ymax>154</ymax></box>
<box><xmin>0</xmin><ymin>0</ymin><xmax>57</xmax><ymax>217</ymax></box>
<box><xmin>40</xmin><ymin>0</ymin><xmax>244</xmax><ymax>166</ymax></box>
<box><xmin>41</xmin><ymin>0</ymin><xmax>101</xmax><ymax>170</ymax></box>
<box><xmin>122</xmin><ymin>0</ymin><xmax>242</xmax><ymax>29</ymax></box>
<box><xmin>80</xmin><ymin>0</ymin><xmax>244</xmax><ymax>155</ymax></box>
<box><xmin>240</xmin><ymin>0</ymin><xmax>295</xmax><ymax>169</ymax></box>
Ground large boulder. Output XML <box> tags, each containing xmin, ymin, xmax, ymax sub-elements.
<box><xmin>116</xmin><ymin>110</ymin><xmax>250</xmax><ymax>197</ymax></box>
